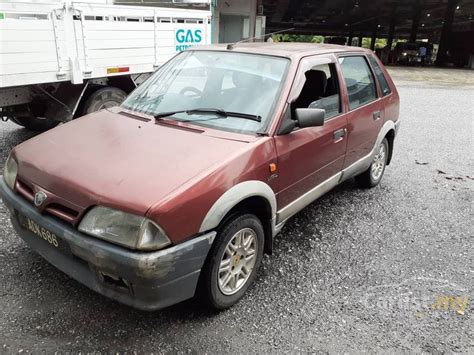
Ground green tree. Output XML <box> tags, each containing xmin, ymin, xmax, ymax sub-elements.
<box><xmin>312</xmin><ymin>35</ymin><xmax>324</xmax><ymax>43</ymax></box>
<box><xmin>361</xmin><ymin>38</ymin><xmax>388</xmax><ymax>49</ymax></box>
<box><xmin>273</xmin><ymin>34</ymin><xmax>325</xmax><ymax>43</ymax></box>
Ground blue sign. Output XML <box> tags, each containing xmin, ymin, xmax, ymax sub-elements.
<box><xmin>175</xmin><ymin>29</ymin><xmax>203</xmax><ymax>52</ymax></box>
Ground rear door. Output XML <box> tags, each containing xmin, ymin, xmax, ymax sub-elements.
<box><xmin>337</xmin><ymin>55</ymin><xmax>384</xmax><ymax>168</ymax></box>
<box><xmin>367</xmin><ymin>53</ymin><xmax>399</xmax><ymax>125</ymax></box>
<box><xmin>274</xmin><ymin>55</ymin><xmax>348</xmax><ymax>219</ymax></box>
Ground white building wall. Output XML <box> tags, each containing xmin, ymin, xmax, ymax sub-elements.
<box><xmin>213</xmin><ymin>0</ymin><xmax>257</xmax><ymax>43</ymax></box>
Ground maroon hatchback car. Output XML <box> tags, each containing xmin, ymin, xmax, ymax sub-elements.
<box><xmin>1</xmin><ymin>43</ymin><xmax>400</xmax><ymax>310</ymax></box>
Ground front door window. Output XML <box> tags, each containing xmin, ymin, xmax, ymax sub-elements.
<box><xmin>291</xmin><ymin>63</ymin><xmax>342</xmax><ymax>120</ymax></box>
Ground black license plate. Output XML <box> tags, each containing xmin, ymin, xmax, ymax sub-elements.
<box><xmin>18</xmin><ymin>214</ymin><xmax>62</xmax><ymax>249</ymax></box>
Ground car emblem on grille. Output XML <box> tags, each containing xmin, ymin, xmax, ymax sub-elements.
<box><xmin>34</xmin><ymin>191</ymin><xmax>47</xmax><ymax>207</ymax></box>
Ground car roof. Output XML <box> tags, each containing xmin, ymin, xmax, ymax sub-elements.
<box><xmin>192</xmin><ymin>42</ymin><xmax>369</xmax><ymax>60</ymax></box>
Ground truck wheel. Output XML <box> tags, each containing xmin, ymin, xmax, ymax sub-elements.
<box><xmin>356</xmin><ymin>138</ymin><xmax>389</xmax><ymax>188</ymax></box>
<box><xmin>82</xmin><ymin>87</ymin><xmax>127</xmax><ymax>114</ymax></box>
<box><xmin>199</xmin><ymin>214</ymin><xmax>264</xmax><ymax>310</ymax></box>
<box><xmin>12</xmin><ymin>116</ymin><xmax>59</xmax><ymax>132</ymax></box>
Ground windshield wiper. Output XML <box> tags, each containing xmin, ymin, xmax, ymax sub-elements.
<box><xmin>154</xmin><ymin>108</ymin><xmax>261</xmax><ymax>122</ymax></box>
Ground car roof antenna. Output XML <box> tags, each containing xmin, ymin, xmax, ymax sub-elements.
<box><xmin>226</xmin><ymin>28</ymin><xmax>295</xmax><ymax>50</ymax></box>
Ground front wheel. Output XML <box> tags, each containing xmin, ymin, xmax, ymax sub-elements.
<box><xmin>82</xmin><ymin>87</ymin><xmax>127</xmax><ymax>115</ymax></box>
<box><xmin>355</xmin><ymin>138</ymin><xmax>389</xmax><ymax>188</ymax></box>
<box><xmin>199</xmin><ymin>214</ymin><xmax>264</xmax><ymax>310</ymax></box>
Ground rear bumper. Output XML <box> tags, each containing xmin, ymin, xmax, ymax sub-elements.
<box><xmin>0</xmin><ymin>178</ymin><xmax>215</xmax><ymax>311</ymax></box>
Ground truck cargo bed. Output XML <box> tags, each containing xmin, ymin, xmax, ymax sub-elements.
<box><xmin>0</xmin><ymin>1</ymin><xmax>211</xmax><ymax>88</ymax></box>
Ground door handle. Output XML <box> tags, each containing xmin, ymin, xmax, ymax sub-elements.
<box><xmin>373</xmin><ymin>110</ymin><xmax>381</xmax><ymax>120</ymax></box>
<box><xmin>333</xmin><ymin>128</ymin><xmax>346</xmax><ymax>143</ymax></box>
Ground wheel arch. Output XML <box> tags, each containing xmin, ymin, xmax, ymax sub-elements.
<box><xmin>75</xmin><ymin>76</ymin><xmax>136</xmax><ymax>117</ymax></box>
<box><xmin>106</xmin><ymin>75</ymin><xmax>137</xmax><ymax>94</ymax></box>
<box><xmin>199</xmin><ymin>181</ymin><xmax>277</xmax><ymax>255</ymax></box>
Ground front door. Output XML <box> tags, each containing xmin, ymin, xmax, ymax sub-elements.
<box><xmin>274</xmin><ymin>56</ymin><xmax>348</xmax><ymax>222</ymax></box>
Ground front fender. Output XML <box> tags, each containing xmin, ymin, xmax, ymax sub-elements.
<box><xmin>198</xmin><ymin>180</ymin><xmax>277</xmax><ymax>233</ymax></box>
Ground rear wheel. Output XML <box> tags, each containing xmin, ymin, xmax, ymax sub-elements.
<box><xmin>199</xmin><ymin>214</ymin><xmax>264</xmax><ymax>310</ymax></box>
<box><xmin>355</xmin><ymin>138</ymin><xmax>389</xmax><ymax>188</ymax></box>
<box><xmin>82</xmin><ymin>87</ymin><xmax>127</xmax><ymax>115</ymax></box>
<box><xmin>12</xmin><ymin>116</ymin><xmax>59</xmax><ymax>131</ymax></box>
<box><xmin>10</xmin><ymin>103</ymin><xmax>59</xmax><ymax>131</ymax></box>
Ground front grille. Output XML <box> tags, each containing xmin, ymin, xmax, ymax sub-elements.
<box><xmin>16</xmin><ymin>179</ymin><xmax>34</xmax><ymax>202</ymax></box>
<box><xmin>44</xmin><ymin>203</ymin><xmax>79</xmax><ymax>224</ymax></box>
<box><xmin>15</xmin><ymin>178</ymin><xmax>83</xmax><ymax>225</ymax></box>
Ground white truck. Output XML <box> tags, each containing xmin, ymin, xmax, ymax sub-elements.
<box><xmin>0</xmin><ymin>0</ymin><xmax>211</xmax><ymax>130</ymax></box>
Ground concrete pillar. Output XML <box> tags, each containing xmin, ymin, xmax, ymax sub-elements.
<box><xmin>249</xmin><ymin>0</ymin><xmax>257</xmax><ymax>40</ymax></box>
<box><xmin>347</xmin><ymin>27</ymin><xmax>353</xmax><ymax>46</ymax></box>
<box><xmin>370</xmin><ymin>23</ymin><xmax>377</xmax><ymax>51</ymax></box>
<box><xmin>386</xmin><ymin>5</ymin><xmax>397</xmax><ymax>50</ymax></box>
<box><xmin>370</xmin><ymin>35</ymin><xmax>376</xmax><ymax>51</ymax></box>
<box><xmin>410</xmin><ymin>1</ymin><xmax>421</xmax><ymax>42</ymax></box>
<box><xmin>210</xmin><ymin>0</ymin><xmax>219</xmax><ymax>44</ymax></box>
<box><xmin>436</xmin><ymin>0</ymin><xmax>459</xmax><ymax>66</ymax></box>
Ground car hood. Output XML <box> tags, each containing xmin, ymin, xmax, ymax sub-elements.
<box><xmin>13</xmin><ymin>109</ymin><xmax>253</xmax><ymax>216</ymax></box>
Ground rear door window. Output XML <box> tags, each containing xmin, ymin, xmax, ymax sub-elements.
<box><xmin>368</xmin><ymin>55</ymin><xmax>392</xmax><ymax>96</ymax></box>
<box><xmin>338</xmin><ymin>56</ymin><xmax>377</xmax><ymax>110</ymax></box>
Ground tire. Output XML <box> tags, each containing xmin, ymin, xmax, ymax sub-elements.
<box><xmin>82</xmin><ymin>87</ymin><xmax>127</xmax><ymax>115</ymax></box>
<box><xmin>12</xmin><ymin>116</ymin><xmax>59</xmax><ymax>132</ymax></box>
<box><xmin>355</xmin><ymin>138</ymin><xmax>389</xmax><ymax>188</ymax></box>
<box><xmin>199</xmin><ymin>214</ymin><xmax>265</xmax><ymax>310</ymax></box>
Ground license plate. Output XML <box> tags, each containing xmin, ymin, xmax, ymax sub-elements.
<box><xmin>19</xmin><ymin>215</ymin><xmax>60</xmax><ymax>248</ymax></box>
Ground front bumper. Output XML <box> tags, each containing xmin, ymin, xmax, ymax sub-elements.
<box><xmin>0</xmin><ymin>178</ymin><xmax>215</xmax><ymax>311</ymax></box>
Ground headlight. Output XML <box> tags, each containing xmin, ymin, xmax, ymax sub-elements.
<box><xmin>402</xmin><ymin>52</ymin><xmax>407</xmax><ymax>56</ymax></box>
<box><xmin>3</xmin><ymin>154</ymin><xmax>18</xmax><ymax>190</ymax></box>
<box><xmin>78</xmin><ymin>206</ymin><xmax>171</xmax><ymax>251</ymax></box>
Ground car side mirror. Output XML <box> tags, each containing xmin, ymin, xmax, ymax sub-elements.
<box><xmin>295</xmin><ymin>108</ymin><xmax>325</xmax><ymax>128</ymax></box>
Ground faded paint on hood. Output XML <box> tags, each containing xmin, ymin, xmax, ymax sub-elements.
<box><xmin>13</xmin><ymin>109</ymin><xmax>251</xmax><ymax>215</ymax></box>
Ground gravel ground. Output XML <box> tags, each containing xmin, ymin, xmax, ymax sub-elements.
<box><xmin>0</xmin><ymin>68</ymin><xmax>473</xmax><ymax>353</ymax></box>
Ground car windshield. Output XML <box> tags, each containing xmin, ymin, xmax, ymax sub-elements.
<box><xmin>121</xmin><ymin>50</ymin><xmax>289</xmax><ymax>134</ymax></box>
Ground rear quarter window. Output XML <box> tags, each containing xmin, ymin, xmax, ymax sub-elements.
<box><xmin>368</xmin><ymin>55</ymin><xmax>392</xmax><ymax>96</ymax></box>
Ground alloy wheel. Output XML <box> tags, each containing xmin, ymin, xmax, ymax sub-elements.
<box><xmin>371</xmin><ymin>143</ymin><xmax>386</xmax><ymax>181</ymax></box>
<box><xmin>218</xmin><ymin>228</ymin><xmax>257</xmax><ymax>295</ymax></box>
